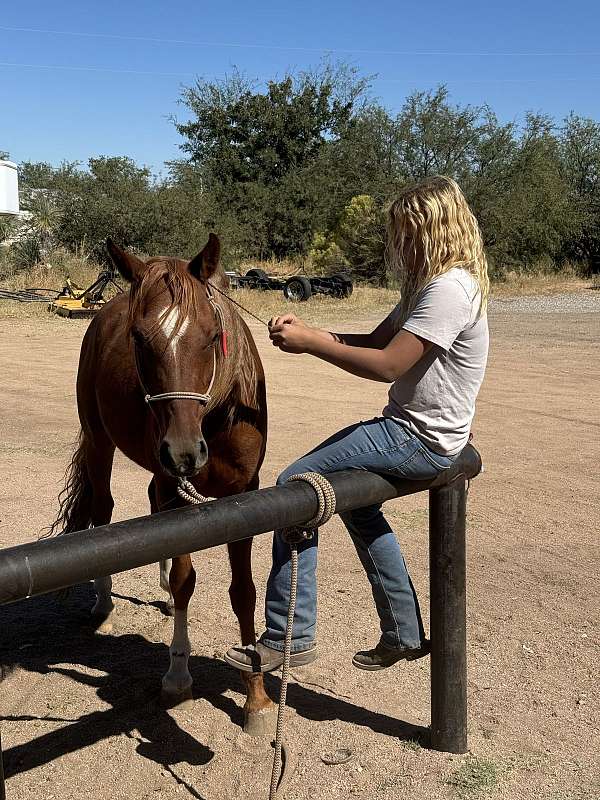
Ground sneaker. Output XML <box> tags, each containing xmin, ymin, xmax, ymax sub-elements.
<box><xmin>224</xmin><ymin>641</ymin><xmax>318</xmax><ymax>673</ymax></box>
<box><xmin>352</xmin><ymin>639</ymin><xmax>430</xmax><ymax>671</ymax></box>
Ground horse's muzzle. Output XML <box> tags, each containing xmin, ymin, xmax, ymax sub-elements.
<box><xmin>159</xmin><ymin>438</ymin><xmax>208</xmax><ymax>478</ymax></box>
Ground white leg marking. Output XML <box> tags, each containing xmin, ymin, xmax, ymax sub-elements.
<box><xmin>162</xmin><ymin>607</ymin><xmax>192</xmax><ymax>696</ymax></box>
<box><xmin>159</xmin><ymin>560</ymin><xmax>175</xmax><ymax>612</ymax></box>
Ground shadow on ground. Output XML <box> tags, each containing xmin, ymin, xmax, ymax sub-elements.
<box><xmin>0</xmin><ymin>586</ymin><xmax>427</xmax><ymax>787</ymax></box>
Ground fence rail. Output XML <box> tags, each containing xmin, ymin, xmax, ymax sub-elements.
<box><xmin>0</xmin><ymin>444</ymin><xmax>482</xmax><ymax>797</ymax></box>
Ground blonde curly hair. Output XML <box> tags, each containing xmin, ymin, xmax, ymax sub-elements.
<box><xmin>387</xmin><ymin>176</ymin><xmax>489</xmax><ymax>323</ymax></box>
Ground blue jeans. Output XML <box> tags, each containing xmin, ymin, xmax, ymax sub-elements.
<box><xmin>261</xmin><ymin>417</ymin><xmax>455</xmax><ymax>652</ymax></box>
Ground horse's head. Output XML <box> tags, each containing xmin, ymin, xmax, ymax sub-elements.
<box><xmin>107</xmin><ymin>234</ymin><xmax>224</xmax><ymax>479</ymax></box>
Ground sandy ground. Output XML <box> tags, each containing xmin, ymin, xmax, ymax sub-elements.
<box><xmin>0</xmin><ymin>300</ymin><xmax>599</xmax><ymax>800</ymax></box>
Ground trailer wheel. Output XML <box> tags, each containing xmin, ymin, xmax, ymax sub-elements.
<box><xmin>330</xmin><ymin>273</ymin><xmax>354</xmax><ymax>298</ymax></box>
<box><xmin>284</xmin><ymin>276</ymin><xmax>313</xmax><ymax>302</ymax></box>
<box><xmin>245</xmin><ymin>268</ymin><xmax>269</xmax><ymax>281</ymax></box>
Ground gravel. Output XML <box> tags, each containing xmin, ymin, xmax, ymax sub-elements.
<box><xmin>489</xmin><ymin>291</ymin><xmax>600</xmax><ymax>314</ymax></box>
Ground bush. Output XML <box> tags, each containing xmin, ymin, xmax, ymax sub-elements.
<box><xmin>9</xmin><ymin>234</ymin><xmax>42</xmax><ymax>273</ymax></box>
<box><xmin>317</xmin><ymin>195</ymin><xmax>387</xmax><ymax>284</ymax></box>
<box><xmin>309</xmin><ymin>232</ymin><xmax>349</xmax><ymax>273</ymax></box>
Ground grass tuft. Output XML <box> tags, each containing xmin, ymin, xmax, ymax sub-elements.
<box><xmin>446</xmin><ymin>756</ymin><xmax>503</xmax><ymax>798</ymax></box>
<box><xmin>402</xmin><ymin>738</ymin><xmax>422</xmax><ymax>751</ymax></box>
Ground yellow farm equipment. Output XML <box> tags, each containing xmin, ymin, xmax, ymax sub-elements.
<box><xmin>48</xmin><ymin>270</ymin><xmax>123</xmax><ymax>318</ymax></box>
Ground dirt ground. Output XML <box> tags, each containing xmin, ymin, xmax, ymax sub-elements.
<box><xmin>0</xmin><ymin>298</ymin><xmax>598</xmax><ymax>800</ymax></box>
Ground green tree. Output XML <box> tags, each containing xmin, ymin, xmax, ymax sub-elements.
<box><xmin>21</xmin><ymin>157</ymin><xmax>167</xmax><ymax>262</ymax></box>
<box><xmin>486</xmin><ymin>114</ymin><xmax>579</xmax><ymax>273</ymax></box>
<box><xmin>560</xmin><ymin>114</ymin><xmax>600</xmax><ymax>271</ymax></box>
<box><xmin>174</xmin><ymin>64</ymin><xmax>370</xmax><ymax>257</ymax></box>
<box><xmin>395</xmin><ymin>87</ymin><xmax>490</xmax><ymax>180</ymax></box>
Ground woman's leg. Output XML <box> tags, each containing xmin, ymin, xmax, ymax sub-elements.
<box><xmin>340</xmin><ymin>503</ymin><xmax>425</xmax><ymax>650</ymax></box>
<box><xmin>262</xmin><ymin>417</ymin><xmax>453</xmax><ymax>653</ymax></box>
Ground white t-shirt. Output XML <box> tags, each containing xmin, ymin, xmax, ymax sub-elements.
<box><xmin>383</xmin><ymin>267</ymin><xmax>489</xmax><ymax>456</ymax></box>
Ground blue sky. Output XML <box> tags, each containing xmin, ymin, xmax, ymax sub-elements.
<box><xmin>2</xmin><ymin>0</ymin><xmax>600</xmax><ymax>174</ymax></box>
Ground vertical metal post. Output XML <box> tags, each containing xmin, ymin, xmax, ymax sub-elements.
<box><xmin>0</xmin><ymin>728</ymin><xmax>5</xmax><ymax>800</ymax></box>
<box><xmin>429</xmin><ymin>478</ymin><xmax>468</xmax><ymax>753</ymax></box>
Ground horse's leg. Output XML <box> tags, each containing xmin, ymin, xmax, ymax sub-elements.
<box><xmin>228</xmin><ymin>533</ymin><xmax>276</xmax><ymax>737</ymax></box>
<box><xmin>88</xmin><ymin>437</ymin><xmax>116</xmax><ymax>632</ymax></box>
<box><xmin>148</xmin><ymin>477</ymin><xmax>175</xmax><ymax>615</ymax></box>
<box><xmin>154</xmin><ymin>480</ymin><xmax>196</xmax><ymax>705</ymax></box>
<box><xmin>160</xmin><ymin>553</ymin><xmax>196</xmax><ymax>704</ymax></box>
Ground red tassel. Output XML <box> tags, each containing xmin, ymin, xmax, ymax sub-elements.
<box><xmin>221</xmin><ymin>329</ymin><xmax>229</xmax><ymax>357</ymax></box>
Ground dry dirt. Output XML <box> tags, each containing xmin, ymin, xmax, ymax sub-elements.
<box><xmin>0</xmin><ymin>299</ymin><xmax>599</xmax><ymax>800</ymax></box>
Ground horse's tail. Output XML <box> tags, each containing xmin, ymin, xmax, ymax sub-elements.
<box><xmin>45</xmin><ymin>430</ymin><xmax>93</xmax><ymax>537</ymax></box>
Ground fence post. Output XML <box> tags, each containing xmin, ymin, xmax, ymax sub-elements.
<box><xmin>429</xmin><ymin>477</ymin><xmax>468</xmax><ymax>753</ymax></box>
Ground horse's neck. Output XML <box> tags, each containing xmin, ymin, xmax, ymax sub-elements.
<box><xmin>218</xmin><ymin>306</ymin><xmax>259</xmax><ymax>409</ymax></box>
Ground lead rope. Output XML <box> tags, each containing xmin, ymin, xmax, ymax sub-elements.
<box><xmin>207</xmin><ymin>280</ymin><xmax>271</xmax><ymax>329</ymax></box>
<box><xmin>175</xmin><ymin>472</ymin><xmax>336</xmax><ymax>800</ymax></box>
<box><xmin>270</xmin><ymin>473</ymin><xmax>336</xmax><ymax>800</ymax></box>
<box><xmin>176</xmin><ymin>478</ymin><xmax>210</xmax><ymax>505</ymax></box>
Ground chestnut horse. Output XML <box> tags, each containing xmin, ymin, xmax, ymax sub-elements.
<box><xmin>50</xmin><ymin>234</ymin><xmax>273</xmax><ymax>732</ymax></box>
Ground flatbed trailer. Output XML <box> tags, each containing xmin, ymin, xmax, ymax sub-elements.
<box><xmin>226</xmin><ymin>268</ymin><xmax>353</xmax><ymax>302</ymax></box>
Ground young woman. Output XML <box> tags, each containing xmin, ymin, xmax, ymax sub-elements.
<box><xmin>226</xmin><ymin>175</ymin><xmax>489</xmax><ymax>673</ymax></box>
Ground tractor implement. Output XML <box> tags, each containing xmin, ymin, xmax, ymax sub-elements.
<box><xmin>48</xmin><ymin>269</ymin><xmax>123</xmax><ymax>318</ymax></box>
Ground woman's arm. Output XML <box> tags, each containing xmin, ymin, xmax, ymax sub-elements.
<box><xmin>269</xmin><ymin>320</ymin><xmax>432</xmax><ymax>382</ymax></box>
<box><xmin>332</xmin><ymin>311</ymin><xmax>398</xmax><ymax>349</ymax></box>
<box><xmin>269</xmin><ymin>310</ymin><xmax>399</xmax><ymax>350</ymax></box>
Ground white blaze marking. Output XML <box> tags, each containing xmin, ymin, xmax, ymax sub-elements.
<box><xmin>159</xmin><ymin>308</ymin><xmax>189</xmax><ymax>357</ymax></box>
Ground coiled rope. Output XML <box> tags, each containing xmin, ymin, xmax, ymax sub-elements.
<box><xmin>269</xmin><ymin>472</ymin><xmax>336</xmax><ymax>800</ymax></box>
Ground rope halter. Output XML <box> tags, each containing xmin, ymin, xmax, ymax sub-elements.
<box><xmin>144</xmin><ymin>349</ymin><xmax>216</xmax><ymax>406</ymax></box>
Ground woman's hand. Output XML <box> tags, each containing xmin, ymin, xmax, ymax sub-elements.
<box><xmin>268</xmin><ymin>315</ymin><xmax>316</xmax><ymax>353</ymax></box>
<box><xmin>268</xmin><ymin>313</ymin><xmax>306</xmax><ymax>330</ymax></box>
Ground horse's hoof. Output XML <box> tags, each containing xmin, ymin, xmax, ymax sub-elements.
<box><xmin>95</xmin><ymin>619</ymin><xmax>114</xmax><ymax>634</ymax></box>
<box><xmin>92</xmin><ymin>610</ymin><xmax>115</xmax><ymax>634</ymax></box>
<box><xmin>160</xmin><ymin>686</ymin><xmax>193</xmax><ymax>710</ymax></box>
<box><xmin>243</xmin><ymin>704</ymin><xmax>278</xmax><ymax>738</ymax></box>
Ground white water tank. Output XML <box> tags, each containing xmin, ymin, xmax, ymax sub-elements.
<box><xmin>0</xmin><ymin>160</ymin><xmax>19</xmax><ymax>215</ymax></box>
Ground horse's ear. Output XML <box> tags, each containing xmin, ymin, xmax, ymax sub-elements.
<box><xmin>106</xmin><ymin>238</ymin><xmax>146</xmax><ymax>282</ymax></box>
<box><xmin>188</xmin><ymin>233</ymin><xmax>221</xmax><ymax>281</ymax></box>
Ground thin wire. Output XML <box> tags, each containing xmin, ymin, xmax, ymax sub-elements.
<box><xmin>207</xmin><ymin>282</ymin><xmax>270</xmax><ymax>328</ymax></box>
<box><xmin>3</xmin><ymin>60</ymin><xmax>600</xmax><ymax>84</ymax></box>
<box><xmin>1</xmin><ymin>25</ymin><xmax>600</xmax><ymax>58</ymax></box>
<box><xmin>0</xmin><ymin>61</ymin><xmax>194</xmax><ymax>77</ymax></box>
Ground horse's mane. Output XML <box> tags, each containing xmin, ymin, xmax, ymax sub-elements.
<box><xmin>127</xmin><ymin>258</ymin><xmax>259</xmax><ymax>415</ymax></box>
